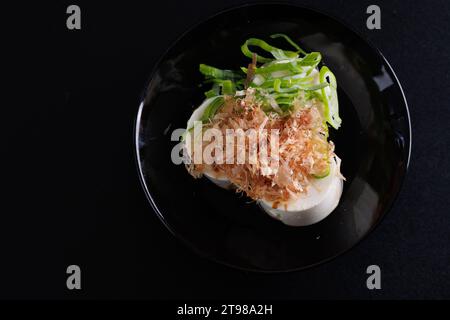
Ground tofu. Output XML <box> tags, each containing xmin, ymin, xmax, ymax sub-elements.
<box><xmin>258</xmin><ymin>156</ymin><xmax>343</xmax><ymax>226</ymax></box>
<box><xmin>185</xmin><ymin>97</ymin><xmax>233</xmax><ymax>189</ymax></box>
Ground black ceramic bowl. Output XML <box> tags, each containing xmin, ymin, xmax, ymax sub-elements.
<box><xmin>135</xmin><ymin>4</ymin><xmax>411</xmax><ymax>272</ymax></box>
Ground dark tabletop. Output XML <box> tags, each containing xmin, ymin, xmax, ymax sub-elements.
<box><xmin>2</xmin><ymin>0</ymin><xmax>450</xmax><ymax>299</ymax></box>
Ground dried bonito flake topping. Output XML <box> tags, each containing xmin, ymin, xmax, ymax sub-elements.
<box><xmin>187</xmin><ymin>91</ymin><xmax>338</xmax><ymax>204</ymax></box>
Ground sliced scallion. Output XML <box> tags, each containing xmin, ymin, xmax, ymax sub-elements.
<box><xmin>199</xmin><ymin>96</ymin><xmax>225</xmax><ymax>123</ymax></box>
<box><xmin>270</xmin><ymin>33</ymin><xmax>308</xmax><ymax>56</ymax></box>
<box><xmin>241</xmin><ymin>38</ymin><xmax>298</xmax><ymax>63</ymax></box>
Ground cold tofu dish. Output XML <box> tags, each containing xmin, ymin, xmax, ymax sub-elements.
<box><xmin>183</xmin><ymin>34</ymin><xmax>344</xmax><ymax>226</ymax></box>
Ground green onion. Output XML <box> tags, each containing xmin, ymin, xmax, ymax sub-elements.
<box><xmin>312</xmin><ymin>163</ymin><xmax>330</xmax><ymax>179</ymax></box>
<box><xmin>273</xmin><ymin>92</ymin><xmax>299</xmax><ymax>99</ymax></box>
<box><xmin>273</xmin><ymin>78</ymin><xmax>282</xmax><ymax>92</ymax></box>
<box><xmin>205</xmin><ymin>79</ymin><xmax>237</xmax><ymax>94</ymax></box>
<box><xmin>297</xmin><ymin>52</ymin><xmax>322</xmax><ymax>67</ymax></box>
<box><xmin>305</xmin><ymin>90</ymin><xmax>324</xmax><ymax>101</ymax></box>
<box><xmin>204</xmin><ymin>83</ymin><xmax>220</xmax><ymax>98</ymax></box>
<box><xmin>273</xmin><ymin>79</ymin><xmax>299</xmax><ymax>93</ymax></box>
<box><xmin>199</xmin><ymin>64</ymin><xmax>240</xmax><ymax>80</ymax></box>
<box><xmin>220</xmin><ymin>80</ymin><xmax>234</xmax><ymax>95</ymax></box>
<box><xmin>261</xmin><ymin>75</ymin><xmax>314</xmax><ymax>89</ymax></box>
<box><xmin>275</xmin><ymin>97</ymin><xmax>295</xmax><ymax>105</ymax></box>
<box><xmin>270</xmin><ymin>33</ymin><xmax>308</xmax><ymax>56</ymax></box>
<box><xmin>255</xmin><ymin>61</ymin><xmax>301</xmax><ymax>75</ymax></box>
<box><xmin>319</xmin><ymin>66</ymin><xmax>341</xmax><ymax>129</ymax></box>
<box><xmin>196</xmin><ymin>35</ymin><xmax>341</xmax><ymax>131</ymax></box>
<box><xmin>199</xmin><ymin>96</ymin><xmax>225</xmax><ymax>123</ymax></box>
<box><xmin>303</xmin><ymin>83</ymin><xmax>329</xmax><ymax>91</ymax></box>
<box><xmin>241</xmin><ymin>38</ymin><xmax>299</xmax><ymax>63</ymax></box>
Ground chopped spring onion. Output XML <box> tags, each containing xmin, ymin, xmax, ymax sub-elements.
<box><xmin>199</xmin><ymin>64</ymin><xmax>240</xmax><ymax>80</ymax></box>
<box><xmin>312</xmin><ymin>162</ymin><xmax>331</xmax><ymax>178</ymax></box>
<box><xmin>270</xmin><ymin>33</ymin><xmax>308</xmax><ymax>56</ymax></box>
<box><xmin>303</xmin><ymin>82</ymin><xmax>329</xmax><ymax>91</ymax></box>
<box><xmin>252</xmin><ymin>74</ymin><xmax>265</xmax><ymax>86</ymax></box>
<box><xmin>241</xmin><ymin>38</ymin><xmax>299</xmax><ymax>63</ymax></box>
<box><xmin>204</xmin><ymin>83</ymin><xmax>220</xmax><ymax>98</ymax></box>
<box><xmin>199</xmin><ymin>96</ymin><xmax>225</xmax><ymax>123</ymax></box>
<box><xmin>273</xmin><ymin>78</ymin><xmax>328</xmax><ymax>92</ymax></box>
<box><xmin>297</xmin><ymin>52</ymin><xmax>322</xmax><ymax>67</ymax></box>
<box><xmin>197</xmin><ymin>35</ymin><xmax>341</xmax><ymax>130</ymax></box>
<box><xmin>219</xmin><ymin>80</ymin><xmax>235</xmax><ymax>95</ymax></box>
<box><xmin>319</xmin><ymin>66</ymin><xmax>341</xmax><ymax>129</ymax></box>
<box><xmin>205</xmin><ymin>79</ymin><xmax>237</xmax><ymax>95</ymax></box>
<box><xmin>255</xmin><ymin>61</ymin><xmax>302</xmax><ymax>75</ymax></box>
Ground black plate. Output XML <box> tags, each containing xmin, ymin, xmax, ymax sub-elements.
<box><xmin>135</xmin><ymin>4</ymin><xmax>411</xmax><ymax>272</ymax></box>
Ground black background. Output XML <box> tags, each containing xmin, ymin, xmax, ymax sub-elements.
<box><xmin>2</xmin><ymin>0</ymin><xmax>449</xmax><ymax>299</ymax></box>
